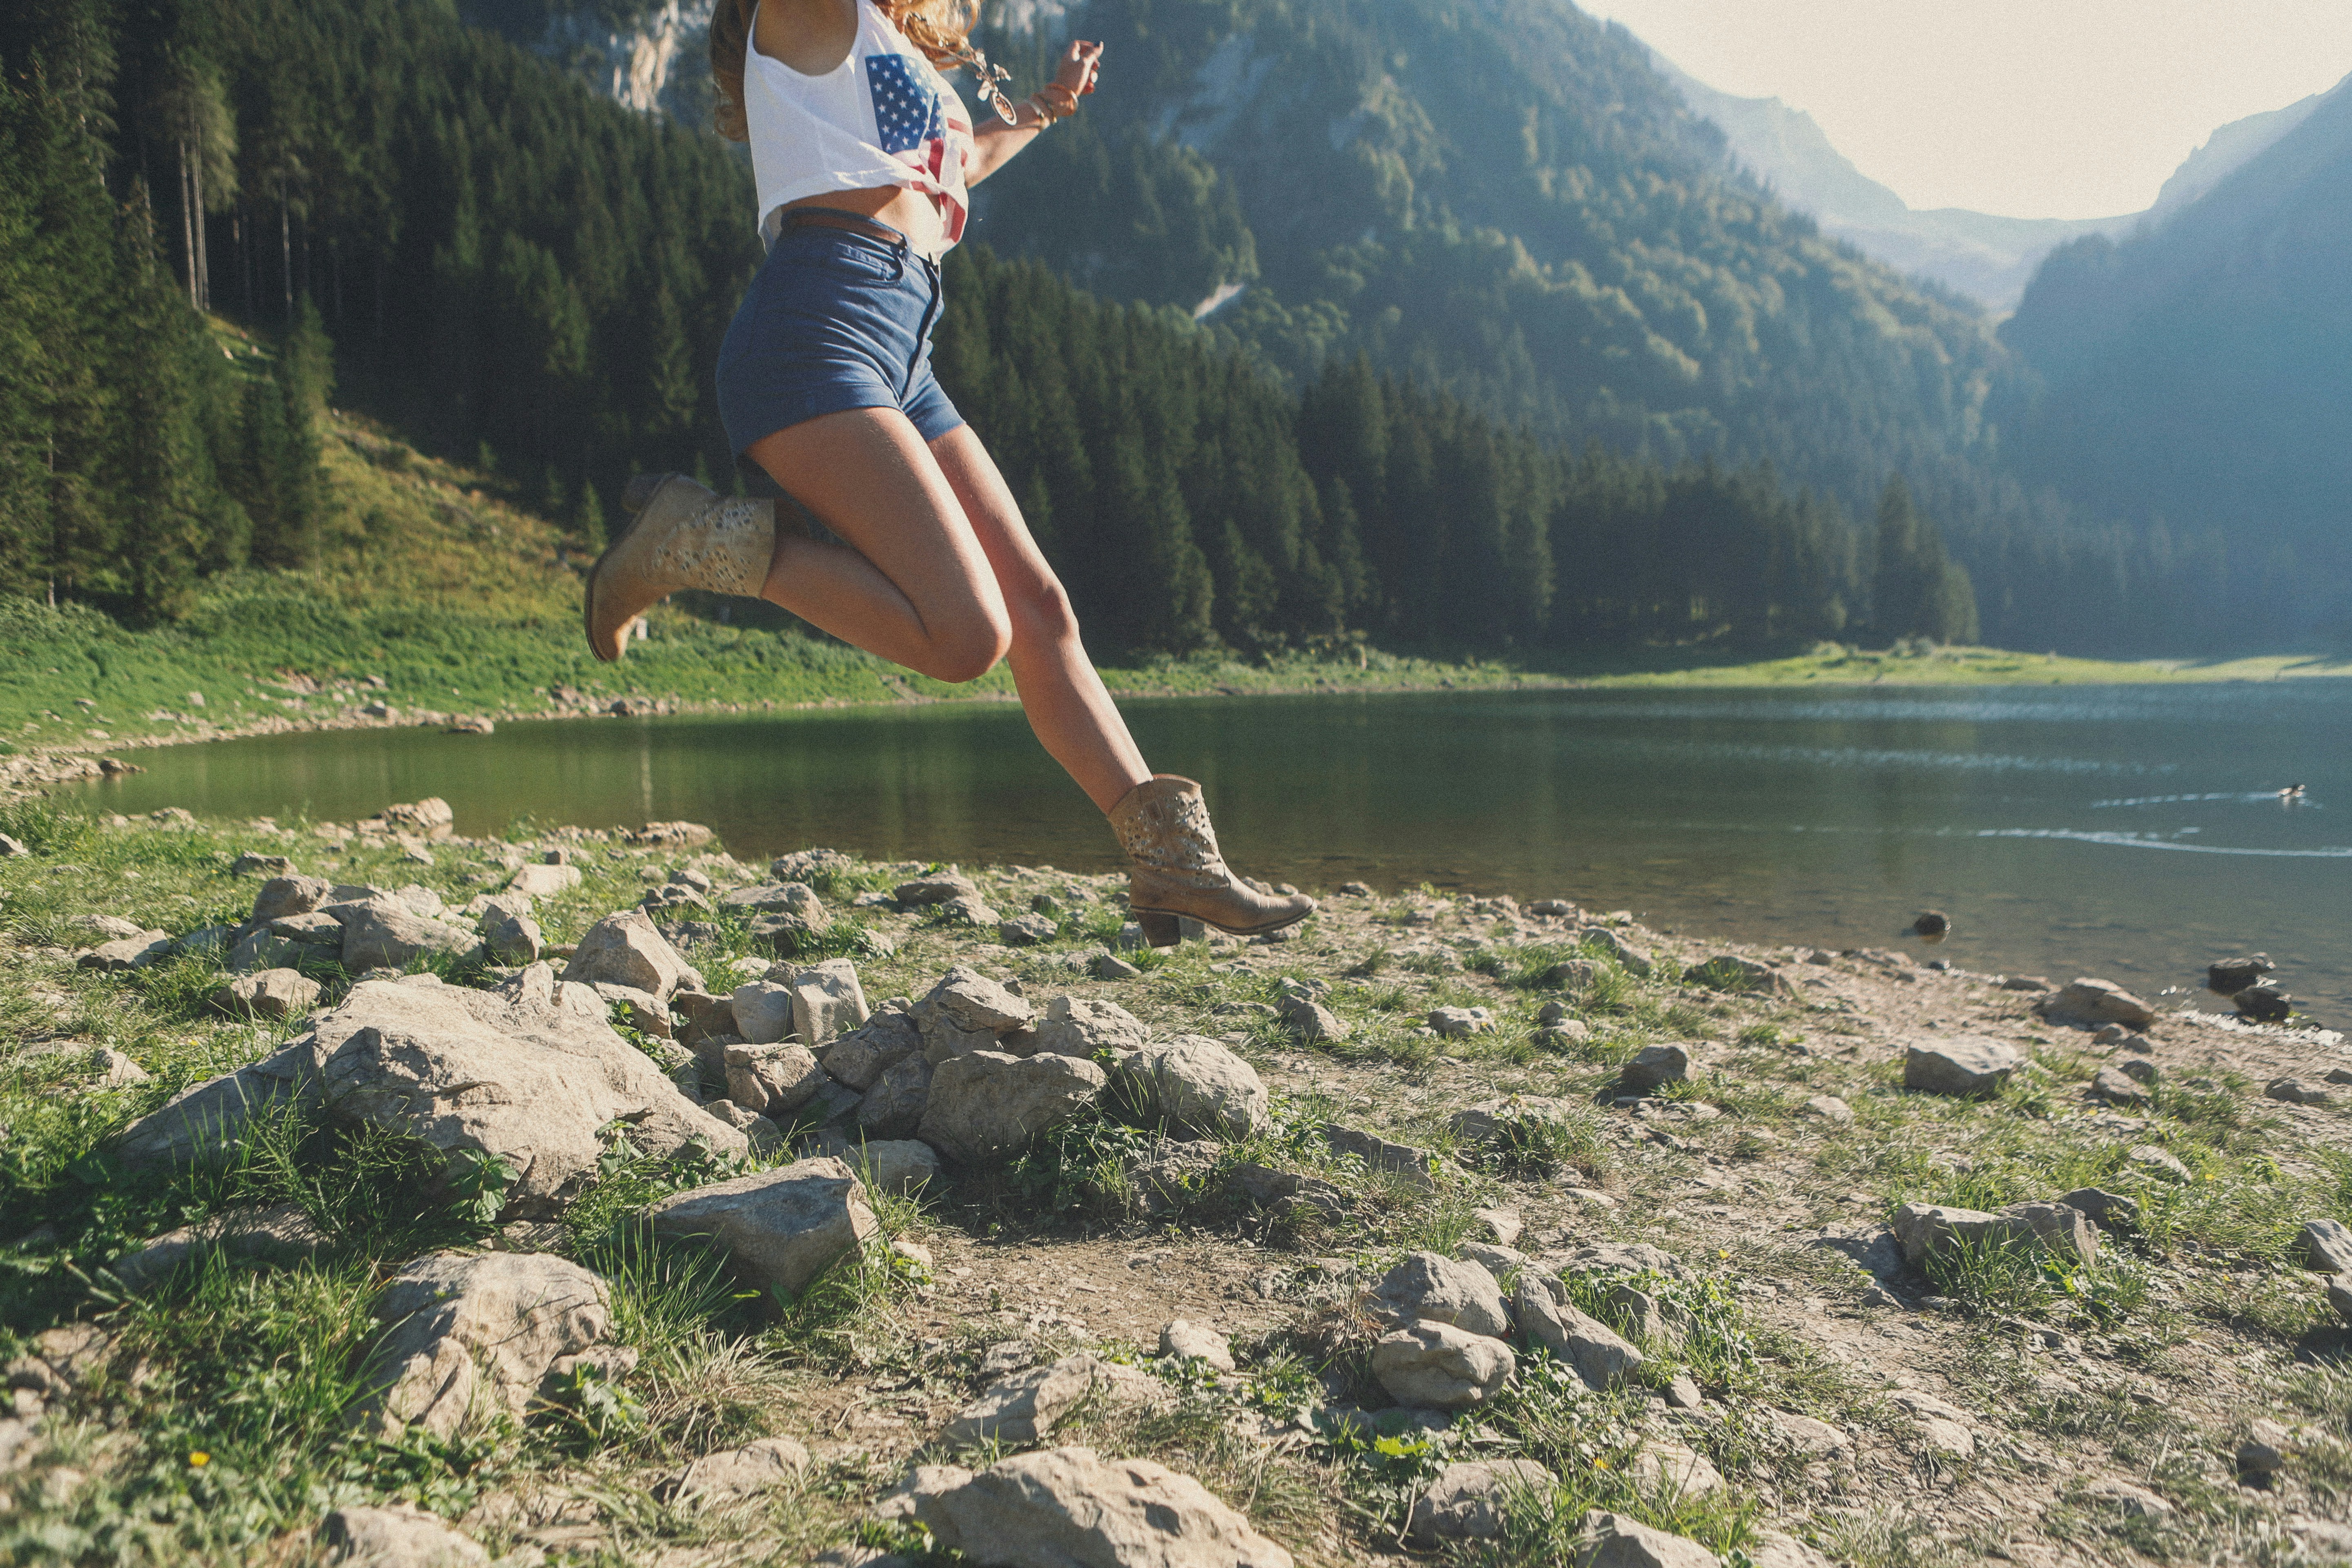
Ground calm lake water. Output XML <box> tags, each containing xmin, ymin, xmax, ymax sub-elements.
<box><xmin>65</xmin><ymin>683</ymin><xmax>2352</xmax><ymax>1022</ymax></box>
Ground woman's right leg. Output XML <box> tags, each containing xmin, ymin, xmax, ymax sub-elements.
<box><xmin>741</xmin><ymin>405</ymin><xmax>1013</xmax><ymax>684</ymax></box>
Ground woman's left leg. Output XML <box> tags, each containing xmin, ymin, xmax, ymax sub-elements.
<box><xmin>925</xmin><ymin>425</ymin><xmax>1150</xmax><ymax>813</ymax></box>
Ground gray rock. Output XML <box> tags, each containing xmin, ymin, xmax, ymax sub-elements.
<box><xmin>1576</xmin><ymin>1510</ymin><xmax>1718</xmax><ymax>1568</ymax></box>
<box><xmin>704</xmin><ymin>1100</ymin><xmax>784</xmax><ymax>1155</ymax></box>
<box><xmin>943</xmin><ymin>1354</ymin><xmax>1109</xmax><ymax>1445</ymax></box>
<box><xmin>1902</xmin><ymin>1035</ymin><xmax>2021</xmax><ymax>1096</ymax></box>
<box><xmin>1513</xmin><ymin>1274</ymin><xmax>1643</xmax><ymax>1390</ymax></box>
<box><xmin>770</xmin><ymin>847</ymin><xmax>853</xmax><ymax>882</ymax></box>
<box><xmin>858</xmin><ymin>1054</ymin><xmax>935</xmax><ymax>1140</ymax></box>
<box><xmin>646</xmin><ymin>1157</ymin><xmax>876</xmax><ymax>1299</ymax></box>
<box><xmin>562</xmin><ymin>910</ymin><xmax>702</xmax><ymax>1002</ymax></box>
<box><xmin>109</xmin><ymin>1201</ymin><xmax>327</xmax><ymax>1291</ymax></box>
<box><xmin>1587</xmin><ymin>929</ymin><xmax>1654</xmax><ymax>976</ymax></box>
<box><xmin>1030</xmin><ymin>995</ymin><xmax>1150</xmax><ymax>1059</ymax></box>
<box><xmin>481</xmin><ymin>906</ymin><xmax>543</xmax><ymax>964</ymax></box>
<box><xmin>1276</xmin><ymin>995</ymin><xmax>1349</xmax><ymax>1042</ymax></box>
<box><xmin>1619</xmin><ymin>1042</ymin><xmax>1691</xmax><ymax>1095</ymax></box>
<box><xmin>1124</xmin><ymin>1138</ymin><xmax>1226</xmax><ymax>1216</ymax></box>
<box><xmin>725</xmin><ymin>1042</ymin><xmax>825</xmax><ymax>1117</ymax></box>
<box><xmin>917</xmin><ymin>1050</ymin><xmax>1105</xmax><ymax>1165</ymax></box>
<box><xmin>2091</xmin><ymin>1065</ymin><xmax>2150</xmax><ymax>1105</ymax></box>
<box><xmin>356</xmin><ymin>1251</ymin><xmax>612</xmax><ymax>1440</ymax></box>
<box><xmin>892</xmin><ymin>872</ymin><xmax>979</xmax><ymax>906</ymax></box>
<box><xmin>1428</xmin><ymin>1006</ymin><xmax>1496</xmax><ymax>1038</ymax></box>
<box><xmin>594</xmin><ymin>982</ymin><xmax>673</xmax><ymax>1040</ymax></box>
<box><xmin>1606</xmin><ymin>1283</ymin><xmax>1690</xmax><ymax>1348</ymax></box>
<box><xmin>320</xmin><ymin>1503</ymin><xmax>490</xmax><ymax>1567</ymax></box>
<box><xmin>77</xmin><ymin>932</ymin><xmax>173</xmax><ymax>972</ymax></box>
<box><xmin>912</xmin><ymin>966</ymin><xmax>1032</xmax><ymax>1051</ymax></box>
<box><xmin>1800</xmin><ymin>1094</ymin><xmax>1853</xmax><ymax>1124</ymax></box>
<box><xmin>1451</xmin><ymin>1095</ymin><xmax>1585</xmax><ymax>1144</ymax></box>
<box><xmin>1367</xmin><ymin>1251</ymin><xmax>1512</xmax><ymax>1340</ymax></box>
<box><xmin>507</xmin><ymin>862</ymin><xmax>581</xmax><ymax>898</ymax></box>
<box><xmin>1227</xmin><ymin>1163</ymin><xmax>1348</xmax><ymax>1218</ymax></box>
<box><xmin>252</xmin><ymin>874</ymin><xmax>333</xmax><ymax>923</ymax></box>
<box><xmin>2057</xmin><ymin>1188</ymin><xmax>2140</xmax><ymax>1229</ymax></box>
<box><xmin>1322</xmin><ymin>1125</ymin><xmax>1440</xmax><ymax>1189</ymax></box>
<box><xmin>1118</xmin><ymin>1036</ymin><xmax>1270</xmax><ymax>1140</ymax></box>
<box><xmin>2042</xmin><ymin>978</ymin><xmax>2158</xmax><ymax>1029</ymax></box>
<box><xmin>1747</xmin><ymin>1532</ymin><xmax>1835</xmax><ymax>1568</ymax></box>
<box><xmin>230</xmin><ymin>853</ymin><xmax>296</xmax><ymax>878</ymax></box>
<box><xmin>2269</xmin><ymin>1077</ymin><xmax>2331</xmax><ymax>1105</ymax></box>
<box><xmin>1372</xmin><ymin>1320</ymin><xmax>1515</xmax><ymax>1410</ymax></box>
<box><xmin>720</xmin><ymin>881</ymin><xmax>826</xmax><ymax>920</ymax></box>
<box><xmin>2297</xmin><ymin>1219</ymin><xmax>2352</xmax><ymax>1274</ymax></box>
<box><xmin>935</xmin><ymin>894</ymin><xmax>999</xmax><ymax>926</ymax></box>
<box><xmin>227</xmin><ymin>928</ymin><xmax>304</xmax><ymax>973</ymax></box>
<box><xmin>1409</xmin><ymin>1459</ymin><xmax>1555</xmax><ymax>1545</ymax></box>
<box><xmin>673</xmin><ymin>989</ymin><xmax>736</xmax><ymax>1050</ymax></box>
<box><xmin>174</xmin><ymin>923</ymin><xmax>240</xmax><ymax>958</ymax></box>
<box><xmin>1092</xmin><ymin>952</ymin><xmax>1143</xmax><ymax>981</ymax></box>
<box><xmin>87</xmin><ymin>1046</ymin><xmax>149</xmax><ymax>1087</ymax></box>
<box><xmin>673</xmin><ymin>1436</ymin><xmax>811</xmax><ymax>1502</ymax></box>
<box><xmin>790</xmin><ymin>958</ymin><xmax>869</xmax><ymax>1046</ymax></box>
<box><xmin>1693</xmin><ymin>953</ymin><xmax>1793</xmax><ymax>996</ymax></box>
<box><xmin>114</xmin><ymin>972</ymin><xmax>748</xmax><ymax>1212</ymax></box>
<box><xmin>2238</xmin><ymin>1419</ymin><xmax>2293</xmax><ymax>1474</ymax></box>
<box><xmin>809</xmin><ymin>1131</ymin><xmax>942</xmax><ymax>1194</ymax></box>
<box><xmin>913</xmin><ymin>1446</ymin><xmax>1294</xmax><ymax>1568</ymax></box>
<box><xmin>1891</xmin><ymin>1201</ymin><xmax>2098</xmax><ymax>1267</ymax></box>
<box><xmin>211</xmin><ymin>967</ymin><xmax>321</xmax><ymax>1022</ymax></box>
<box><xmin>822</xmin><ymin>1012</ymin><xmax>922</xmax><ymax>1090</ymax></box>
<box><xmin>2208</xmin><ymin>956</ymin><xmax>2275</xmax><ymax>996</ymax></box>
<box><xmin>1474</xmin><ymin>1208</ymin><xmax>1521</xmax><ymax>1244</ymax></box>
<box><xmin>730</xmin><ymin>981</ymin><xmax>798</xmax><ymax>1045</ymax></box>
<box><xmin>339</xmin><ymin>900</ymin><xmax>482</xmax><ymax>973</ymax></box>
<box><xmin>1000</xmin><ymin>913</ymin><xmax>1059</xmax><ymax>946</ymax></box>
<box><xmin>2128</xmin><ymin>1143</ymin><xmax>2193</xmax><ymax>1181</ymax></box>
<box><xmin>1159</xmin><ymin>1319</ymin><xmax>1234</xmax><ymax>1372</ymax></box>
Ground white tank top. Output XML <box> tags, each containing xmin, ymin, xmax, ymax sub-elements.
<box><xmin>744</xmin><ymin>0</ymin><xmax>973</xmax><ymax>252</ymax></box>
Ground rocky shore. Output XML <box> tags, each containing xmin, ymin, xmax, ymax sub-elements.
<box><xmin>4</xmin><ymin>798</ymin><xmax>2352</xmax><ymax>1566</ymax></box>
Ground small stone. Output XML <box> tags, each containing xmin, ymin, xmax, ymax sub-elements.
<box><xmin>319</xmin><ymin>1503</ymin><xmax>489</xmax><ymax>1567</ymax></box>
<box><xmin>916</xmin><ymin>1051</ymin><xmax>1105</xmax><ymax>1165</ymax></box>
<box><xmin>1902</xmin><ymin>1035</ymin><xmax>2020</xmax><ymax>1096</ymax></box>
<box><xmin>1630</xmin><ymin>1439</ymin><xmax>1722</xmax><ymax>1495</ymax></box>
<box><xmin>1428</xmin><ymin>1006</ymin><xmax>1495</xmax><ymax>1037</ymax></box>
<box><xmin>2237</xmin><ymin>985</ymin><xmax>2294</xmax><ymax>1023</ymax></box>
<box><xmin>2238</xmin><ymin>1419</ymin><xmax>2292</xmax><ymax>1474</ymax></box>
<box><xmin>1513</xmin><ymin>1274</ymin><xmax>1642</xmax><ymax>1390</ymax></box>
<box><xmin>507</xmin><ymin>862</ymin><xmax>582</xmax><ymax>898</ymax></box>
<box><xmin>646</xmin><ymin>1158</ymin><xmax>876</xmax><ymax>1300</ymax></box>
<box><xmin>2057</xmin><ymin>1188</ymin><xmax>2139</xmax><ymax>1230</ymax></box>
<box><xmin>788</xmin><ymin>958</ymin><xmax>869</xmax><ymax>1046</ymax></box>
<box><xmin>2296</xmin><ymin>1219</ymin><xmax>2352</xmax><ymax>1274</ymax></box>
<box><xmin>1091</xmin><ymin>952</ymin><xmax>1143</xmax><ymax>981</ymax></box>
<box><xmin>999</xmin><ymin>912</ymin><xmax>1059</xmax><ymax>946</ymax></box>
<box><xmin>1158</xmin><ymin>1319</ymin><xmax>1235</xmax><ymax>1371</ymax></box>
<box><xmin>1912</xmin><ymin>910</ymin><xmax>1950</xmax><ymax>938</ymax></box>
<box><xmin>1367</xmin><ymin>1251</ymin><xmax>1512</xmax><ymax>1339</ymax></box>
<box><xmin>76</xmin><ymin>932</ymin><xmax>173</xmax><ymax>972</ymax></box>
<box><xmin>1473</xmin><ymin>1207</ymin><xmax>1523</xmax><ymax>1247</ymax></box>
<box><xmin>1408</xmin><ymin>1459</ymin><xmax>1555</xmax><ymax>1544</ymax></box>
<box><xmin>2269</xmin><ymin>1077</ymin><xmax>2330</xmax><ymax>1105</ymax></box>
<box><xmin>1800</xmin><ymin>1094</ymin><xmax>1853</xmax><ymax>1124</ymax></box>
<box><xmin>2128</xmin><ymin>1144</ymin><xmax>2192</xmax><ymax>1181</ymax></box>
<box><xmin>252</xmin><ymin>873</ymin><xmax>333</xmax><ymax>922</ymax></box>
<box><xmin>674</xmin><ymin>1436</ymin><xmax>811</xmax><ymax>1502</ymax></box>
<box><xmin>730</xmin><ymin>980</ymin><xmax>797</xmax><ymax>1045</ymax></box>
<box><xmin>2082</xmin><ymin>1478</ymin><xmax>2174</xmax><ymax>1519</ymax></box>
<box><xmin>822</xmin><ymin>1011</ymin><xmax>922</xmax><ymax>1090</ymax></box>
<box><xmin>1030</xmin><ymin>995</ymin><xmax>1150</xmax><ymax>1059</ymax></box>
<box><xmin>2207</xmin><ymin>956</ymin><xmax>2275</xmax><ymax>995</ymax></box>
<box><xmin>724</xmin><ymin>1042</ymin><xmax>824</xmax><ymax>1118</ymax></box>
<box><xmin>1116</xmin><ymin>1035</ymin><xmax>1270</xmax><ymax>1139</ymax></box>
<box><xmin>1575</xmin><ymin>1510</ymin><xmax>1719</xmax><ymax>1568</ymax></box>
<box><xmin>2042</xmin><ymin>977</ymin><xmax>2158</xmax><ymax>1029</ymax></box>
<box><xmin>211</xmin><ymin>967</ymin><xmax>322</xmax><ymax>1022</ymax></box>
<box><xmin>943</xmin><ymin>1354</ymin><xmax>1143</xmax><ymax>1445</ymax></box>
<box><xmin>912</xmin><ymin>1446</ymin><xmax>1292</xmax><ymax>1568</ymax></box>
<box><xmin>1277</xmin><ymin>995</ymin><xmax>1349</xmax><ymax>1042</ymax></box>
<box><xmin>562</xmin><ymin>909</ymin><xmax>701</xmax><ymax>1002</ymax></box>
<box><xmin>2091</xmin><ymin>1065</ymin><xmax>2151</xmax><ymax>1105</ymax></box>
<box><xmin>1661</xmin><ymin>1374</ymin><xmax>1705</xmax><ymax>1409</ymax></box>
<box><xmin>355</xmin><ymin>1252</ymin><xmax>613</xmax><ymax>1441</ymax></box>
<box><xmin>858</xmin><ymin>1054</ymin><xmax>934</xmax><ymax>1140</ymax></box>
<box><xmin>1619</xmin><ymin>1042</ymin><xmax>1691</xmax><ymax>1095</ymax></box>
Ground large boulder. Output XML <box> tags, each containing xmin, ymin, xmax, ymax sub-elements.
<box><xmin>1891</xmin><ymin>1200</ymin><xmax>2098</xmax><ymax>1268</ymax></box>
<box><xmin>336</xmin><ymin>898</ymin><xmax>482</xmax><ymax>973</ymax></box>
<box><xmin>355</xmin><ymin>1251</ymin><xmax>612</xmax><ymax>1440</ymax></box>
<box><xmin>563</xmin><ymin>910</ymin><xmax>702</xmax><ymax>1002</ymax></box>
<box><xmin>1513</xmin><ymin>1274</ymin><xmax>1643</xmax><ymax>1390</ymax></box>
<box><xmin>1368</xmin><ymin>1251</ymin><xmax>1512</xmax><ymax>1340</ymax></box>
<box><xmin>821</xmin><ymin>1011</ymin><xmax>922</xmax><ymax>1090</ymax></box>
<box><xmin>2041</xmin><ymin>978</ymin><xmax>2158</xmax><ymax>1030</ymax></box>
<box><xmin>913</xmin><ymin>1446</ymin><xmax>1294</xmax><ymax>1568</ymax></box>
<box><xmin>1117</xmin><ymin>1036</ymin><xmax>1270</xmax><ymax>1139</ymax></box>
<box><xmin>1029</xmin><ymin>996</ymin><xmax>1150</xmax><ymax>1059</ymax></box>
<box><xmin>113</xmin><ymin>970</ymin><xmax>749</xmax><ymax>1213</ymax></box>
<box><xmin>1372</xmin><ymin>1320</ymin><xmax>1515</xmax><ymax>1409</ymax></box>
<box><xmin>917</xmin><ymin>1051</ymin><xmax>1105</xmax><ymax>1165</ymax></box>
<box><xmin>1901</xmin><ymin>1036</ymin><xmax>2020</xmax><ymax>1096</ymax></box>
<box><xmin>645</xmin><ymin>1157</ymin><xmax>875</xmax><ymax>1299</ymax></box>
<box><xmin>789</xmin><ymin>958</ymin><xmax>869</xmax><ymax>1046</ymax></box>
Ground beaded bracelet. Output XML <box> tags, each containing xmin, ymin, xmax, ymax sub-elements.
<box><xmin>1027</xmin><ymin>82</ymin><xmax>1080</xmax><ymax>126</ymax></box>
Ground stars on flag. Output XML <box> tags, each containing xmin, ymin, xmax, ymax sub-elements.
<box><xmin>866</xmin><ymin>53</ymin><xmax>942</xmax><ymax>156</ymax></box>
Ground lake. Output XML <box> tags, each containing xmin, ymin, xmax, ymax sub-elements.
<box><xmin>62</xmin><ymin>683</ymin><xmax>2352</xmax><ymax>1022</ymax></box>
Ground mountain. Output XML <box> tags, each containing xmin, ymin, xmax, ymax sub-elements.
<box><xmin>1996</xmin><ymin>71</ymin><xmax>2352</xmax><ymax>637</ymax></box>
<box><xmin>1646</xmin><ymin>48</ymin><xmax>2325</xmax><ymax>312</ymax></box>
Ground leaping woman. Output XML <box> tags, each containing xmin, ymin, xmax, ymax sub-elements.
<box><xmin>581</xmin><ymin>0</ymin><xmax>1312</xmax><ymax>944</ymax></box>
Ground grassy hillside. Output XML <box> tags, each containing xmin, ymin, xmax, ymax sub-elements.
<box><xmin>8</xmin><ymin>372</ymin><xmax>2346</xmax><ymax>765</ymax></box>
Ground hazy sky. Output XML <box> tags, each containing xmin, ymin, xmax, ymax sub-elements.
<box><xmin>1580</xmin><ymin>0</ymin><xmax>2352</xmax><ymax>218</ymax></box>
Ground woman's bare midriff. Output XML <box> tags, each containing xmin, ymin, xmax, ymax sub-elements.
<box><xmin>782</xmin><ymin>185</ymin><xmax>948</xmax><ymax>258</ymax></box>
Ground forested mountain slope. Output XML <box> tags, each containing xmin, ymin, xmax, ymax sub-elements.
<box><xmin>1999</xmin><ymin>71</ymin><xmax>2352</xmax><ymax>639</ymax></box>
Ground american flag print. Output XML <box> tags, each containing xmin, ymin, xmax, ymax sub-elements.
<box><xmin>864</xmin><ymin>50</ymin><xmax>967</xmax><ymax>241</ymax></box>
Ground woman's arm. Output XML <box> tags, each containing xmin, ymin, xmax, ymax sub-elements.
<box><xmin>964</xmin><ymin>38</ymin><xmax>1101</xmax><ymax>187</ymax></box>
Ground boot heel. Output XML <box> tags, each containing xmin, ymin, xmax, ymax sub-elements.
<box><xmin>1134</xmin><ymin>911</ymin><xmax>1182</xmax><ymax>948</ymax></box>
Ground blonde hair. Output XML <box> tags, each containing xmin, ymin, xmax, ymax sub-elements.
<box><xmin>711</xmin><ymin>0</ymin><xmax>983</xmax><ymax>143</ymax></box>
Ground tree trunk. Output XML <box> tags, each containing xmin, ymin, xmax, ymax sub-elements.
<box><xmin>280</xmin><ymin>191</ymin><xmax>292</xmax><ymax>319</ymax></box>
<box><xmin>177</xmin><ymin>139</ymin><xmax>198</xmax><ymax>309</ymax></box>
<box><xmin>189</xmin><ymin>131</ymin><xmax>209</xmax><ymax>312</ymax></box>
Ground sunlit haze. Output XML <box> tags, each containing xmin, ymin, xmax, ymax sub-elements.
<box><xmin>1579</xmin><ymin>0</ymin><xmax>2352</xmax><ymax>218</ymax></box>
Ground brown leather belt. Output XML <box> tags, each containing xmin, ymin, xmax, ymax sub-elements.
<box><xmin>782</xmin><ymin>207</ymin><xmax>910</xmax><ymax>249</ymax></box>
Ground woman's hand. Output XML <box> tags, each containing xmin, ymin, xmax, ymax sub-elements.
<box><xmin>1053</xmin><ymin>39</ymin><xmax>1102</xmax><ymax>99</ymax></box>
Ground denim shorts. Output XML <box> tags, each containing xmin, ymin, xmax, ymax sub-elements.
<box><xmin>716</xmin><ymin>219</ymin><xmax>965</xmax><ymax>457</ymax></box>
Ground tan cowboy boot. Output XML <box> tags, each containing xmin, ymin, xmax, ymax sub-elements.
<box><xmin>584</xmin><ymin>474</ymin><xmax>777</xmax><ymax>661</ymax></box>
<box><xmin>1109</xmin><ymin>774</ymin><xmax>1316</xmax><ymax>945</ymax></box>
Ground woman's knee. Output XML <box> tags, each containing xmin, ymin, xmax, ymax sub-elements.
<box><xmin>919</xmin><ymin>608</ymin><xmax>1014</xmax><ymax>684</ymax></box>
<box><xmin>1004</xmin><ymin>576</ymin><xmax>1080</xmax><ymax>651</ymax></box>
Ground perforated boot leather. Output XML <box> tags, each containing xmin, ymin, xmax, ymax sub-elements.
<box><xmin>1108</xmin><ymin>774</ymin><xmax>1316</xmax><ymax>945</ymax></box>
<box><xmin>584</xmin><ymin>474</ymin><xmax>777</xmax><ymax>662</ymax></box>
